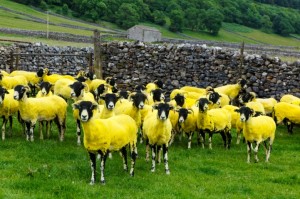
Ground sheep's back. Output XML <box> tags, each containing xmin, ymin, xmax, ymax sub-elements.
<box><xmin>207</xmin><ymin>108</ymin><xmax>231</xmax><ymax>131</ymax></box>
<box><xmin>274</xmin><ymin>102</ymin><xmax>300</xmax><ymax>124</ymax></box>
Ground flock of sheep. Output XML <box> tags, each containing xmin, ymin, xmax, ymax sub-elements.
<box><xmin>0</xmin><ymin>68</ymin><xmax>299</xmax><ymax>185</ymax></box>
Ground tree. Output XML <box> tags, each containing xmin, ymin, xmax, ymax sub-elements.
<box><xmin>152</xmin><ymin>10</ymin><xmax>166</xmax><ymax>26</ymax></box>
<box><xmin>62</xmin><ymin>3</ymin><xmax>69</xmax><ymax>16</ymax></box>
<box><xmin>273</xmin><ymin>14</ymin><xmax>295</xmax><ymax>36</ymax></box>
<box><xmin>184</xmin><ymin>8</ymin><xmax>200</xmax><ymax>31</ymax></box>
<box><xmin>203</xmin><ymin>8</ymin><xmax>224</xmax><ymax>35</ymax></box>
<box><xmin>168</xmin><ymin>9</ymin><xmax>184</xmax><ymax>32</ymax></box>
<box><xmin>115</xmin><ymin>3</ymin><xmax>140</xmax><ymax>29</ymax></box>
<box><xmin>261</xmin><ymin>15</ymin><xmax>273</xmax><ymax>33</ymax></box>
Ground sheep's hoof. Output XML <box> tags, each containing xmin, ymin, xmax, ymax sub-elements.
<box><xmin>130</xmin><ymin>171</ymin><xmax>134</xmax><ymax>177</ymax></box>
<box><xmin>151</xmin><ymin>168</ymin><xmax>155</xmax><ymax>172</ymax></box>
<box><xmin>100</xmin><ymin>180</ymin><xmax>106</xmax><ymax>185</ymax></box>
<box><xmin>89</xmin><ymin>181</ymin><xmax>95</xmax><ymax>185</ymax></box>
<box><xmin>166</xmin><ymin>170</ymin><xmax>170</xmax><ymax>175</ymax></box>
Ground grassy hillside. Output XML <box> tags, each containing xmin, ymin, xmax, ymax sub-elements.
<box><xmin>0</xmin><ymin>0</ymin><xmax>300</xmax><ymax>51</ymax></box>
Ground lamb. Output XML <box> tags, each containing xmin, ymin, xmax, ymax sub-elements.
<box><xmin>145</xmin><ymin>80</ymin><xmax>165</xmax><ymax>93</ymax></box>
<box><xmin>73</xmin><ymin>100</ymin><xmax>138</xmax><ymax>185</ymax></box>
<box><xmin>196</xmin><ymin>98</ymin><xmax>232</xmax><ymax>149</ymax></box>
<box><xmin>0</xmin><ymin>86</ymin><xmax>19</xmax><ymax>140</ymax></box>
<box><xmin>215</xmin><ymin>79</ymin><xmax>247</xmax><ymax>103</ymax></box>
<box><xmin>142</xmin><ymin>102</ymin><xmax>173</xmax><ymax>174</ymax></box>
<box><xmin>235</xmin><ymin>106</ymin><xmax>276</xmax><ymax>163</ymax></box>
<box><xmin>0</xmin><ymin>71</ymin><xmax>28</xmax><ymax>90</ymax></box>
<box><xmin>273</xmin><ymin>102</ymin><xmax>300</xmax><ymax>134</ymax></box>
<box><xmin>176</xmin><ymin>107</ymin><xmax>198</xmax><ymax>149</ymax></box>
<box><xmin>14</xmin><ymin>85</ymin><xmax>67</xmax><ymax>141</ymax></box>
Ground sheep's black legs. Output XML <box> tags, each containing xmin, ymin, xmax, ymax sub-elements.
<box><xmin>76</xmin><ymin>119</ymin><xmax>81</xmax><ymax>145</ymax></box>
<box><xmin>1</xmin><ymin>117</ymin><xmax>7</xmax><ymax>140</ymax></box>
<box><xmin>163</xmin><ymin>144</ymin><xmax>170</xmax><ymax>175</ymax></box>
<box><xmin>130</xmin><ymin>144</ymin><xmax>137</xmax><ymax>177</ymax></box>
<box><xmin>198</xmin><ymin>130</ymin><xmax>205</xmax><ymax>148</ymax></box>
<box><xmin>100</xmin><ymin>152</ymin><xmax>108</xmax><ymax>184</ymax></box>
<box><xmin>208</xmin><ymin>132</ymin><xmax>213</xmax><ymax>149</ymax></box>
<box><xmin>227</xmin><ymin>131</ymin><xmax>232</xmax><ymax>149</ymax></box>
<box><xmin>89</xmin><ymin>152</ymin><xmax>96</xmax><ymax>185</ymax></box>
<box><xmin>120</xmin><ymin>147</ymin><xmax>128</xmax><ymax>171</ymax></box>
<box><xmin>188</xmin><ymin>132</ymin><xmax>194</xmax><ymax>149</ymax></box>
<box><xmin>220</xmin><ymin>131</ymin><xmax>226</xmax><ymax>148</ymax></box>
<box><xmin>253</xmin><ymin>142</ymin><xmax>260</xmax><ymax>163</ymax></box>
<box><xmin>9</xmin><ymin>116</ymin><xmax>13</xmax><ymax>137</ymax></box>
<box><xmin>145</xmin><ymin>139</ymin><xmax>150</xmax><ymax>161</ymax></box>
<box><xmin>157</xmin><ymin>145</ymin><xmax>162</xmax><ymax>164</ymax></box>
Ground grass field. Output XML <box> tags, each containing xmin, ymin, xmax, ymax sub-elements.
<box><xmin>0</xmin><ymin>103</ymin><xmax>299</xmax><ymax>199</ymax></box>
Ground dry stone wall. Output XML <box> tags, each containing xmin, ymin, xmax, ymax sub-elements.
<box><xmin>0</xmin><ymin>42</ymin><xmax>299</xmax><ymax>100</ymax></box>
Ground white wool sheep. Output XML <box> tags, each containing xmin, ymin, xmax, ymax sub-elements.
<box><xmin>73</xmin><ymin>101</ymin><xmax>138</xmax><ymax>185</ymax></box>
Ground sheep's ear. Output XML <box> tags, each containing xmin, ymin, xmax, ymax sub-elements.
<box><xmin>91</xmin><ymin>103</ymin><xmax>98</xmax><ymax>111</ymax></box>
<box><xmin>99</xmin><ymin>94</ymin><xmax>106</xmax><ymax>100</ymax></box>
<box><xmin>188</xmin><ymin>109</ymin><xmax>194</xmax><ymax>114</ymax></box>
<box><xmin>175</xmin><ymin>108</ymin><xmax>180</xmax><ymax>113</ymax></box>
<box><xmin>3</xmin><ymin>88</ymin><xmax>9</xmax><ymax>94</ymax></box>
<box><xmin>72</xmin><ymin>103</ymin><xmax>80</xmax><ymax>110</ymax></box>
<box><xmin>69</xmin><ymin>84</ymin><xmax>74</xmax><ymax>89</ymax></box>
<box><xmin>195</xmin><ymin>99</ymin><xmax>199</xmax><ymax>107</ymax></box>
<box><xmin>82</xmin><ymin>82</ymin><xmax>89</xmax><ymax>92</ymax></box>
<box><xmin>234</xmin><ymin>109</ymin><xmax>240</xmax><ymax>113</ymax></box>
<box><xmin>152</xmin><ymin>104</ymin><xmax>158</xmax><ymax>110</ymax></box>
<box><xmin>169</xmin><ymin>105</ymin><xmax>174</xmax><ymax>110</ymax></box>
<box><xmin>250</xmin><ymin>108</ymin><xmax>255</xmax><ymax>116</ymax></box>
<box><xmin>24</xmin><ymin>85</ymin><xmax>31</xmax><ymax>92</ymax></box>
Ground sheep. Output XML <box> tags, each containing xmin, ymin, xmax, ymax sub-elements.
<box><xmin>176</xmin><ymin>107</ymin><xmax>198</xmax><ymax>149</ymax></box>
<box><xmin>10</xmin><ymin>69</ymin><xmax>44</xmax><ymax>95</ymax></box>
<box><xmin>36</xmin><ymin>81</ymin><xmax>53</xmax><ymax>98</ymax></box>
<box><xmin>98</xmin><ymin>93</ymin><xmax>119</xmax><ymax>119</ymax></box>
<box><xmin>0</xmin><ymin>71</ymin><xmax>28</xmax><ymax>90</ymax></box>
<box><xmin>142</xmin><ymin>102</ymin><xmax>173</xmax><ymax>174</ymax></box>
<box><xmin>280</xmin><ymin>94</ymin><xmax>300</xmax><ymax>106</ymax></box>
<box><xmin>215</xmin><ymin>79</ymin><xmax>247</xmax><ymax>103</ymax></box>
<box><xmin>238</xmin><ymin>91</ymin><xmax>277</xmax><ymax>115</ymax></box>
<box><xmin>196</xmin><ymin>98</ymin><xmax>232</xmax><ymax>149</ymax></box>
<box><xmin>0</xmin><ymin>86</ymin><xmax>19</xmax><ymax>140</ymax></box>
<box><xmin>72</xmin><ymin>100</ymin><xmax>138</xmax><ymax>185</ymax></box>
<box><xmin>145</xmin><ymin>80</ymin><xmax>165</xmax><ymax>93</ymax></box>
<box><xmin>273</xmin><ymin>102</ymin><xmax>300</xmax><ymax>134</ymax></box>
<box><xmin>223</xmin><ymin>105</ymin><xmax>243</xmax><ymax>144</ymax></box>
<box><xmin>147</xmin><ymin>88</ymin><xmax>165</xmax><ymax>105</ymax></box>
<box><xmin>14</xmin><ymin>85</ymin><xmax>67</xmax><ymax>141</ymax></box>
<box><xmin>54</xmin><ymin>79</ymin><xmax>88</xmax><ymax>101</ymax></box>
<box><xmin>235</xmin><ymin>106</ymin><xmax>276</xmax><ymax>163</ymax></box>
<box><xmin>38</xmin><ymin>68</ymin><xmax>75</xmax><ymax>84</ymax></box>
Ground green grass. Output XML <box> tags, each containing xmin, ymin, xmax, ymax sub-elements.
<box><xmin>0</xmin><ymin>103</ymin><xmax>299</xmax><ymax>198</ymax></box>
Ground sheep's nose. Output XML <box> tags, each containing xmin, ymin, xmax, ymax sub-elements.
<box><xmin>14</xmin><ymin>96</ymin><xmax>18</xmax><ymax>100</ymax></box>
<box><xmin>81</xmin><ymin>115</ymin><xmax>87</xmax><ymax>120</ymax></box>
<box><xmin>108</xmin><ymin>104</ymin><xmax>114</xmax><ymax>109</ymax></box>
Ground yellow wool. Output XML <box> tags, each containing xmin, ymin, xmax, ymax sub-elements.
<box><xmin>143</xmin><ymin>113</ymin><xmax>172</xmax><ymax>146</ymax></box>
<box><xmin>215</xmin><ymin>84</ymin><xmax>241</xmax><ymax>100</ymax></box>
<box><xmin>43</xmin><ymin>73</ymin><xmax>74</xmax><ymax>84</ymax></box>
<box><xmin>170</xmin><ymin>89</ymin><xmax>186</xmax><ymax>100</ymax></box>
<box><xmin>242</xmin><ymin>116</ymin><xmax>276</xmax><ymax>143</ymax></box>
<box><xmin>89</xmin><ymin>79</ymin><xmax>106</xmax><ymax>92</ymax></box>
<box><xmin>0</xmin><ymin>89</ymin><xmax>19</xmax><ymax>119</ymax></box>
<box><xmin>274</xmin><ymin>102</ymin><xmax>300</xmax><ymax>124</ymax></box>
<box><xmin>0</xmin><ymin>70</ymin><xmax>9</xmax><ymax>76</ymax></box>
<box><xmin>10</xmin><ymin>71</ymin><xmax>41</xmax><ymax>85</ymax></box>
<box><xmin>280</xmin><ymin>94</ymin><xmax>300</xmax><ymax>104</ymax></box>
<box><xmin>0</xmin><ymin>75</ymin><xmax>28</xmax><ymax>89</ymax></box>
<box><xmin>53</xmin><ymin>78</ymin><xmax>74</xmax><ymax>99</ymax></box>
<box><xmin>146</xmin><ymin>82</ymin><xmax>157</xmax><ymax>93</ymax></box>
<box><xmin>197</xmin><ymin>108</ymin><xmax>231</xmax><ymax>132</ymax></box>
<box><xmin>81</xmin><ymin>115</ymin><xmax>137</xmax><ymax>152</ymax></box>
<box><xmin>245</xmin><ymin>102</ymin><xmax>265</xmax><ymax>115</ymax></box>
<box><xmin>115</xmin><ymin>101</ymin><xmax>142</xmax><ymax>127</ymax></box>
<box><xmin>180</xmin><ymin>109</ymin><xmax>198</xmax><ymax>133</ymax></box>
<box><xmin>36</xmin><ymin>91</ymin><xmax>53</xmax><ymax>98</ymax></box>
<box><xmin>180</xmin><ymin>86</ymin><xmax>206</xmax><ymax>94</ymax></box>
<box><xmin>255</xmin><ymin>98</ymin><xmax>277</xmax><ymax>114</ymax></box>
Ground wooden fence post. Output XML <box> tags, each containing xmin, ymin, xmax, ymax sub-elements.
<box><xmin>93</xmin><ymin>30</ymin><xmax>102</xmax><ymax>79</ymax></box>
<box><xmin>88</xmin><ymin>53</ymin><xmax>93</xmax><ymax>73</ymax></box>
<box><xmin>239</xmin><ymin>41</ymin><xmax>245</xmax><ymax>77</ymax></box>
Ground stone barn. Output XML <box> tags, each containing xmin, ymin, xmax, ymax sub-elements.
<box><xmin>127</xmin><ymin>25</ymin><xmax>161</xmax><ymax>42</ymax></box>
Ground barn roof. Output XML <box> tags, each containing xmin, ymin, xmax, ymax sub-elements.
<box><xmin>128</xmin><ymin>25</ymin><xmax>160</xmax><ymax>32</ymax></box>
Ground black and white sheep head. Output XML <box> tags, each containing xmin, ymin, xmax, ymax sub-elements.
<box><xmin>150</xmin><ymin>89</ymin><xmax>165</xmax><ymax>102</ymax></box>
<box><xmin>75</xmin><ymin>76</ymin><xmax>87</xmax><ymax>83</ymax></box>
<box><xmin>135</xmin><ymin>84</ymin><xmax>146</xmax><ymax>93</ymax></box>
<box><xmin>130</xmin><ymin>92</ymin><xmax>147</xmax><ymax>109</ymax></box>
<box><xmin>207</xmin><ymin>91</ymin><xmax>222</xmax><ymax>106</ymax></box>
<box><xmin>118</xmin><ymin>89</ymin><xmax>130</xmax><ymax>99</ymax></box>
<box><xmin>36</xmin><ymin>68</ymin><xmax>45</xmax><ymax>78</ymax></box>
<box><xmin>94</xmin><ymin>84</ymin><xmax>107</xmax><ymax>97</ymax></box>
<box><xmin>13</xmin><ymin>85</ymin><xmax>30</xmax><ymax>101</ymax></box>
<box><xmin>235</xmin><ymin>106</ymin><xmax>254</xmax><ymax>122</ymax></box>
<box><xmin>176</xmin><ymin>108</ymin><xmax>193</xmax><ymax>123</ymax></box>
<box><xmin>197</xmin><ymin>98</ymin><xmax>211</xmax><ymax>112</ymax></box>
<box><xmin>154</xmin><ymin>80</ymin><xmax>165</xmax><ymax>89</ymax></box>
<box><xmin>238</xmin><ymin>91</ymin><xmax>256</xmax><ymax>105</ymax></box>
<box><xmin>73</xmin><ymin>101</ymin><xmax>98</xmax><ymax>122</ymax></box>
<box><xmin>153</xmin><ymin>103</ymin><xmax>174</xmax><ymax>121</ymax></box>
<box><xmin>100</xmin><ymin>93</ymin><xmax>119</xmax><ymax>110</ymax></box>
<box><xmin>0</xmin><ymin>86</ymin><xmax>9</xmax><ymax>105</ymax></box>
<box><xmin>85</xmin><ymin>71</ymin><xmax>96</xmax><ymax>81</ymax></box>
<box><xmin>69</xmin><ymin>81</ymin><xmax>88</xmax><ymax>99</ymax></box>
<box><xmin>37</xmin><ymin>81</ymin><xmax>53</xmax><ymax>96</ymax></box>
<box><xmin>238</xmin><ymin>79</ymin><xmax>248</xmax><ymax>89</ymax></box>
<box><xmin>173</xmin><ymin>93</ymin><xmax>185</xmax><ymax>107</ymax></box>
<box><xmin>105</xmin><ymin>77</ymin><xmax>117</xmax><ymax>88</ymax></box>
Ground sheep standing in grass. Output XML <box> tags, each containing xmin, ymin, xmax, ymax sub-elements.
<box><xmin>73</xmin><ymin>101</ymin><xmax>138</xmax><ymax>185</ymax></box>
<box><xmin>196</xmin><ymin>98</ymin><xmax>232</xmax><ymax>149</ymax></box>
<box><xmin>143</xmin><ymin>103</ymin><xmax>173</xmax><ymax>174</ymax></box>
<box><xmin>215</xmin><ymin>79</ymin><xmax>247</xmax><ymax>103</ymax></box>
<box><xmin>235</xmin><ymin>106</ymin><xmax>276</xmax><ymax>163</ymax></box>
<box><xmin>14</xmin><ymin>85</ymin><xmax>67</xmax><ymax>141</ymax></box>
<box><xmin>0</xmin><ymin>86</ymin><xmax>19</xmax><ymax>140</ymax></box>
<box><xmin>0</xmin><ymin>71</ymin><xmax>28</xmax><ymax>90</ymax></box>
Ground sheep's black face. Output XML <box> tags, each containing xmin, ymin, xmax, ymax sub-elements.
<box><xmin>177</xmin><ymin>108</ymin><xmax>189</xmax><ymax>123</ymax></box>
<box><xmin>86</xmin><ymin>71</ymin><xmax>96</xmax><ymax>80</ymax></box>
<box><xmin>198</xmin><ymin>98</ymin><xmax>209</xmax><ymax>112</ymax></box>
<box><xmin>208</xmin><ymin>91</ymin><xmax>221</xmax><ymax>105</ymax></box>
<box><xmin>174</xmin><ymin>94</ymin><xmax>185</xmax><ymax>107</ymax></box>
<box><xmin>135</xmin><ymin>84</ymin><xmax>146</xmax><ymax>92</ymax></box>
<box><xmin>101</xmin><ymin>93</ymin><xmax>119</xmax><ymax>110</ymax></box>
<box><xmin>238</xmin><ymin>92</ymin><xmax>253</xmax><ymax>104</ymax></box>
<box><xmin>131</xmin><ymin>92</ymin><xmax>147</xmax><ymax>109</ymax></box>
<box><xmin>95</xmin><ymin>84</ymin><xmax>106</xmax><ymax>96</ymax></box>
<box><xmin>119</xmin><ymin>89</ymin><xmax>129</xmax><ymax>99</ymax></box>
<box><xmin>76</xmin><ymin>76</ymin><xmax>87</xmax><ymax>82</ymax></box>
<box><xmin>14</xmin><ymin>85</ymin><xmax>28</xmax><ymax>101</ymax></box>
<box><xmin>36</xmin><ymin>68</ymin><xmax>44</xmax><ymax>77</ymax></box>
<box><xmin>73</xmin><ymin>101</ymin><xmax>97</xmax><ymax>122</ymax></box>
<box><xmin>39</xmin><ymin>82</ymin><xmax>52</xmax><ymax>96</ymax></box>
<box><xmin>154</xmin><ymin>80</ymin><xmax>165</xmax><ymax>89</ymax></box>
<box><xmin>239</xmin><ymin>79</ymin><xmax>247</xmax><ymax>89</ymax></box>
<box><xmin>112</xmin><ymin>86</ymin><xmax>118</xmax><ymax>93</ymax></box>
<box><xmin>70</xmin><ymin>81</ymin><xmax>85</xmax><ymax>98</ymax></box>
<box><xmin>151</xmin><ymin>89</ymin><xmax>165</xmax><ymax>102</ymax></box>
<box><xmin>0</xmin><ymin>86</ymin><xmax>9</xmax><ymax>105</ymax></box>
<box><xmin>106</xmin><ymin>77</ymin><xmax>117</xmax><ymax>87</ymax></box>
<box><xmin>153</xmin><ymin>103</ymin><xmax>173</xmax><ymax>121</ymax></box>
<box><xmin>236</xmin><ymin>106</ymin><xmax>253</xmax><ymax>122</ymax></box>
